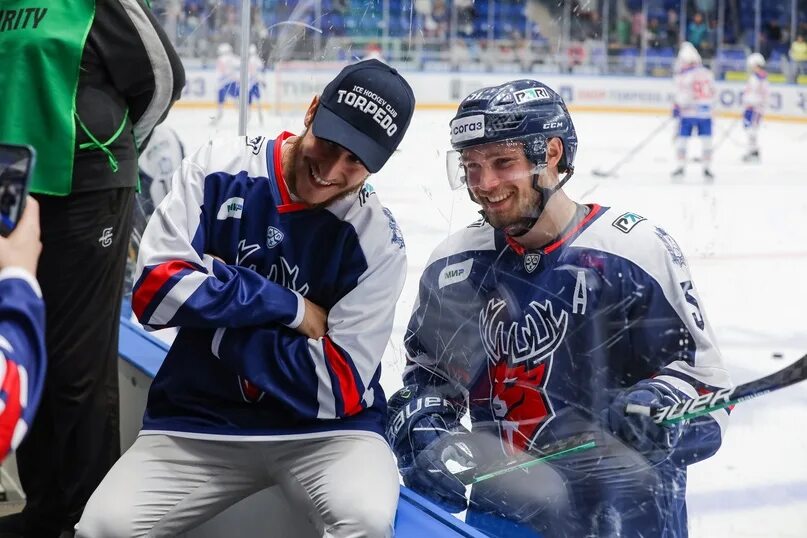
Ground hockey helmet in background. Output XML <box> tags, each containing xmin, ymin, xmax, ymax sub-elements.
<box><xmin>217</xmin><ymin>42</ymin><xmax>233</xmax><ymax>56</ymax></box>
<box><xmin>249</xmin><ymin>44</ymin><xmax>259</xmax><ymax>57</ymax></box>
<box><xmin>747</xmin><ymin>52</ymin><xmax>766</xmax><ymax>70</ymax></box>
<box><xmin>447</xmin><ymin>79</ymin><xmax>577</xmax><ymax>188</ymax></box>
<box><xmin>677</xmin><ymin>42</ymin><xmax>702</xmax><ymax>66</ymax></box>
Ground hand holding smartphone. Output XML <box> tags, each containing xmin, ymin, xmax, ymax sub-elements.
<box><xmin>0</xmin><ymin>144</ymin><xmax>36</xmax><ymax>238</ymax></box>
<box><xmin>0</xmin><ymin>144</ymin><xmax>41</xmax><ymax>276</ymax></box>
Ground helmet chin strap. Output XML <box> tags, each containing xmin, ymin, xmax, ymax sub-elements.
<box><xmin>476</xmin><ymin>168</ymin><xmax>575</xmax><ymax>238</ymax></box>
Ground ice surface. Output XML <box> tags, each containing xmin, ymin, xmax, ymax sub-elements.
<box><xmin>165</xmin><ymin>107</ymin><xmax>807</xmax><ymax>537</ymax></box>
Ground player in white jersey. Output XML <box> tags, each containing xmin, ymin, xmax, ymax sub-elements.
<box><xmin>741</xmin><ymin>53</ymin><xmax>769</xmax><ymax>162</ymax></box>
<box><xmin>247</xmin><ymin>44</ymin><xmax>265</xmax><ymax>124</ymax></box>
<box><xmin>213</xmin><ymin>43</ymin><xmax>240</xmax><ymax>125</ymax></box>
<box><xmin>671</xmin><ymin>42</ymin><xmax>716</xmax><ymax>182</ymax></box>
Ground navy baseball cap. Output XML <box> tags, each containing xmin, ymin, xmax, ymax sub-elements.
<box><xmin>312</xmin><ymin>59</ymin><xmax>415</xmax><ymax>173</ymax></box>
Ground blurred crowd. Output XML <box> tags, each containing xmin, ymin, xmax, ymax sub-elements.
<box><xmin>148</xmin><ymin>0</ymin><xmax>807</xmax><ymax>81</ymax></box>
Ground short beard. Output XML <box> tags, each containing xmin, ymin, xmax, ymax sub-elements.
<box><xmin>285</xmin><ymin>128</ymin><xmax>369</xmax><ymax>209</ymax></box>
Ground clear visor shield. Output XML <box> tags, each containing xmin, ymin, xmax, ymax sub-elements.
<box><xmin>445</xmin><ymin>135</ymin><xmax>548</xmax><ymax>192</ymax></box>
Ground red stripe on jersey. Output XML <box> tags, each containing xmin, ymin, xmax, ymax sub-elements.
<box><xmin>544</xmin><ymin>204</ymin><xmax>602</xmax><ymax>254</ymax></box>
<box><xmin>273</xmin><ymin>131</ymin><xmax>295</xmax><ymax>206</ymax></box>
<box><xmin>273</xmin><ymin>131</ymin><xmax>312</xmax><ymax>214</ymax></box>
<box><xmin>0</xmin><ymin>359</ymin><xmax>22</xmax><ymax>460</ymax></box>
<box><xmin>132</xmin><ymin>260</ymin><xmax>197</xmax><ymax>320</ymax></box>
<box><xmin>323</xmin><ymin>337</ymin><xmax>363</xmax><ymax>416</ymax></box>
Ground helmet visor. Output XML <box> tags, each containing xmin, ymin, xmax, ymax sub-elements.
<box><xmin>445</xmin><ymin>135</ymin><xmax>547</xmax><ymax>191</ymax></box>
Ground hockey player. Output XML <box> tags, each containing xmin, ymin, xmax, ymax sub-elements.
<box><xmin>672</xmin><ymin>42</ymin><xmax>716</xmax><ymax>181</ymax></box>
<box><xmin>0</xmin><ymin>198</ymin><xmax>45</xmax><ymax>463</ymax></box>
<box><xmin>247</xmin><ymin>44</ymin><xmax>265</xmax><ymax>124</ymax></box>
<box><xmin>77</xmin><ymin>59</ymin><xmax>416</xmax><ymax>538</ymax></box>
<box><xmin>213</xmin><ymin>42</ymin><xmax>240</xmax><ymax>124</ymax></box>
<box><xmin>387</xmin><ymin>80</ymin><xmax>731</xmax><ymax>537</ymax></box>
<box><xmin>741</xmin><ymin>52</ymin><xmax>769</xmax><ymax>162</ymax></box>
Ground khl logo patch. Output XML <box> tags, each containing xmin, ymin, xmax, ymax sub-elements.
<box><xmin>266</xmin><ymin>226</ymin><xmax>284</xmax><ymax>249</ymax></box>
<box><xmin>524</xmin><ymin>252</ymin><xmax>541</xmax><ymax>273</ymax></box>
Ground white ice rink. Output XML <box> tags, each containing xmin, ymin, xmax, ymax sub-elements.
<box><xmin>166</xmin><ymin>106</ymin><xmax>807</xmax><ymax>537</ymax></box>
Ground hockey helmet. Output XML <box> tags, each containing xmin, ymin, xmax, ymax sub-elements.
<box><xmin>446</xmin><ymin>80</ymin><xmax>578</xmax><ymax>236</ymax></box>
<box><xmin>677</xmin><ymin>42</ymin><xmax>702</xmax><ymax>66</ymax></box>
<box><xmin>747</xmin><ymin>52</ymin><xmax>766</xmax><ymax>70</ymax></box>
<box><xmin>447</xmin><ymin>79</ymin><xmax>577</xmax><ymax>188</ymax></box>
<box><xmin>217</xmin><ymin>43</ymin><xmax>233</xmax><ymax>56</ymax></box>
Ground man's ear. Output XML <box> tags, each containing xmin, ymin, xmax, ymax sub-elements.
<box><xmin>546</xmin><ymin>138</ymin><xmax>564</xmax><ymax>170</ymax></box>
<box><xmin>303</xmin><ymin>95</ymin><xmax>320</xmax><ymax>127</ymax></box>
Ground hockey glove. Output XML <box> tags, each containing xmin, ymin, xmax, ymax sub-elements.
<box><xmin>672</xmin><ymin>105</ymin><xmax>681</xmax><ymax>119</ymax></box>
<box><xmin>606</xmin><ymin>380</ymin><xmax>684</xmax><ymax>463</ymax></box>
<box><xmin>387</xmin><ymin>386</ymin><xmax>473</xmax><ymax>513</ymax></box>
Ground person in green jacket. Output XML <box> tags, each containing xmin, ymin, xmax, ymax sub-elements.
<box><xmin>0</xmin><ymin>2</ymin><xmax>184</xmax><ymax>536</ymax></box>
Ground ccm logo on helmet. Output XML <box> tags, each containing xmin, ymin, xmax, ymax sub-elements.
<box><xmin>543</xmin><ymin>121</ymin><xmax>564</xmax><ymax>129</ymax></box>
<box><xmin>451</xmin><ymin>114</ymin><xmax>486</xmax><ymax>144</ymax></box>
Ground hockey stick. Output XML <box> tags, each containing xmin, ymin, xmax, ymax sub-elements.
<box><xmin>592</xmin><ymin>117</ymin><xmax>675</xmax><ymax>178</ymax></box>
<box><xmin>627</xmin><ymin>352</ymin><xmax>807</xmax><ymax>425</ymax></box>
<box><xmin>454</xmin><ymin>433</ymin><xmax>598</xmax><ymax>485</ymax></box>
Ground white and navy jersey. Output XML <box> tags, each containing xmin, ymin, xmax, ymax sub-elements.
<box><xmin>0</xmin><ymin>269</ymin><xmax>46</xmax><ymax>460</ymax></box>
<box><xmin>133</xmin><ymin>132</ymin><xmax>407</xmax><ymax>441</ymax></box>
<box><xmin>404</xmin><ymin>205</ymin><xmax>731</xmax><ymax>536</ymax></box>
<box><xmin>674</xmin><ymin>65</ymin><xmax>716</xmax><ymax>119</ymax></box>
<box><xmin>743</xmin><ymin>70</ymin><xmax>769</xmax><ymax>112</ymax></box>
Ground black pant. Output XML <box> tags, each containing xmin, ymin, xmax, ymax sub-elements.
<box><xmin>15</xmin><ymin>188</ymin><xmax>134</xmax><ymax>537</ymax></box>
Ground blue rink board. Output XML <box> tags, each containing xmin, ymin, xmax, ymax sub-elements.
<box><xmin>118</xmin><ymin>318</ymin><xmax>488</xmax><ymax>538</ymax></box>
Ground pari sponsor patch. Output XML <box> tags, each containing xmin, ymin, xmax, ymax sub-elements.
<box><xmin>513</xmin><ymin>87</ymin><xmax>551</xmax><ymax>104</ymax></box>
<box><xmin>450</xmin><ymin>114</ymin><xmax>485</xmax><ymax>144</ymax></box>
<box><xmin>336</xmin><ymin>87</ymin><xmax>399</xmax><ymax>137</ymax></box>
<box><xmin>438</xmin><ymin>258</ymin><xmax>473</xmax><ymax>289</ymax></box>
<box><xmin>216</xmin><ymin>197</ymin><xmax>244</xmax><ymax>220</ymax></box>
<box><xmin>612</xmin><ymin>211</ymin><xmax>645</xmax><ymax>233</ymax></box>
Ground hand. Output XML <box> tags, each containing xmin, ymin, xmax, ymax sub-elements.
<box><xmin>0</xmin><ymin>197</ymin><xmax>41</xmax><ymax>276</ymax></box>
<box><xmin>606</xmin><ymin>380</ymin><xmax>683</xmax><ymax>463</ymax></box>
<box><xmin>398</xmin><ymin>416</ymin><xmax>473</xmax><ymax>513</ymax></box>
<box><xmin>672</xmin><ymin>105</ymin><xmax>681</xmax><ymax>119</ymax></box>
<box><xmin>297</xmin><ymin>297</ymin><xmax>327</xmax><ymax>339</ymax></box>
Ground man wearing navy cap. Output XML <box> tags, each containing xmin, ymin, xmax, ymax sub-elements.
<box><xmin>77</xmin><ymin>59</ymin><xmax>415</xmax><ymax>538</ymax></box>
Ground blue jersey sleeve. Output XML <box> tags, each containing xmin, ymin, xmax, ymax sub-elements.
<box><xmin>211</xmin><ymin>207</ymin><xmax>407</xmax><ymax>420</ymax></box>
<box><xmin>0</xmin><ymin>269</ymin><xmax>46</xmax><ymax>459</ymax></box>
<box><xmin>132</xmin><ymin>139</ymin><xmax>301</xmax><ymax>330</ymax></box>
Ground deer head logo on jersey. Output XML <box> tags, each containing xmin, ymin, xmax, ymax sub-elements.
<box><xmin>480</xmin><ymin>298</ymin><xmax>568</xmax><ymax>452</ymax></box>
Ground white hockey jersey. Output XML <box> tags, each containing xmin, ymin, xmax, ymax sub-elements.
<box><xmin>674</xmin><ymin>65</ymin><xmax>716</xmax><ymax>119</ymax></box>
<box><xmin>742</xmin><ymin>70</ymin><xmax>769</xmax><ymax>112</ymax></box>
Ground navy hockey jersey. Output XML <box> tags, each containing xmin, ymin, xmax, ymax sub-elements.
<box><xmin>0</xmin><ymin>268</ymin><xmax>46</xmax><ymax>460</ymax></box>
<box><xmin>133</xmin><ymin>132</ymin><xmax>406</xmax><ymax>441</ymax></box>
<box><xmin>404</xmin><ymin>205</ymin><xmax>731</xmax><ymax>537</ymax></box>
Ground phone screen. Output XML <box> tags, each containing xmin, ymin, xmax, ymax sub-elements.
<box><xmin>0</xmin><ymin>144</ymin><xmax>35</xmax><ymax>238</ymax></box>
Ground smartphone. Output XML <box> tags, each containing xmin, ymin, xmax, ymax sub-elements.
<box><xmin>0</xmin><ymin>143</ymin><xmax>36</xmax><ymax>238</ymax></box>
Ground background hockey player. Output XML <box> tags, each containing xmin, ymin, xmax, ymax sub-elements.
<box><xmin>77</xmin><ymin>59</ymin><xmax>416</xmax><ymax>538</ymax></box>
<box><xmin>0</xmin><ymin>198</ymin><xmax>45</xmax><ymax>463</ymax></box>
<box><xmin>213</xmin><ymin>42</ymin><xmax>240</xmax><ymax>124</ymax></box>
<box><xmin>741</xmin><ymin>52</ymin><xmax>769</xmax><ymax>163</ymax></box>
<box><xmin>672</xmin><ymin>42</ymin><xmax>716</xmax><ymax>181</ymax></box>
<box><xmin>387</xmin><ymin>79</ymin><xmax>731</xmax><ymax>537</ymax></box>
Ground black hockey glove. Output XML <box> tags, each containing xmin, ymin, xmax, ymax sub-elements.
<box><xmin>387</xmin><ymin>386</ymin><xmax>474</xmax><ymax>513</ymax></box>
